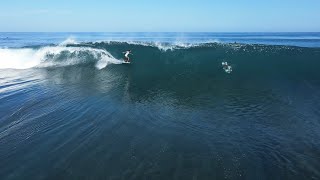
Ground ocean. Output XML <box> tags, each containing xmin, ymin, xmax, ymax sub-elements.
<box><xmin>0</xmin><ymin>32</ymin><xmax>320</xmax><ymax>180</ymax></box>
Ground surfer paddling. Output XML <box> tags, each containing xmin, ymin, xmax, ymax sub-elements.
<box><xmin>222</xmin><ymin>62</ymin><xmax>232</xmax><ymax>73</ymax></box>
<box><xmin>122</xmin><ymin>50</ymin><xmax>132</xmax><ymax>62</ymax></box>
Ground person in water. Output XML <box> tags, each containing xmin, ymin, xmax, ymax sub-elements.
<box><xmin>222</xmin><ymin>62</ymin><xmax>229</xmax><ymax>69</ymax></box>
<box><xmin>222</xmin><ymin>62</ymin><xmax>232</xmax><ymax>73</ymax></box>
<box><xmin>123</xmin><ymin>50</ymin><xmax>132</xmax><ymax>62</ymax></box>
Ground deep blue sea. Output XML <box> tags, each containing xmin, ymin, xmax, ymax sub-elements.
<box><xmin>1</xmin><ymin>32</ymin><xmax>320</xmax><ymax>180</ymax></box>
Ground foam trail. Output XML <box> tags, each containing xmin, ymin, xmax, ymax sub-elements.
<box><xmin>95</xmin><ymin>55</ymin><xmax>123</xmax><ymax>70</ymax></box>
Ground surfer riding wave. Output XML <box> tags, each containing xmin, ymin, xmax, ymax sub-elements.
<box><xmin>122</xmin><ymin>50</ymin><xmax>132</xmax><ymax>62</ymax></box>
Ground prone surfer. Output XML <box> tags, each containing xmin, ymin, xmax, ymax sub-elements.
<box><xmin>122</xmin><ymin>50</ymin><xmax>132</xmax><ymax>62</ymax></box>
<box><xmin>222</xmin><ymin>62</ymin><xmax>232</xmax><ymax>73</ymax></box>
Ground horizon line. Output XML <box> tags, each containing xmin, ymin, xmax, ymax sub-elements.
<box><xmin>1</xmin><ymin>31</ymin><xmax>320</xmax><ymax>33</ymax></box>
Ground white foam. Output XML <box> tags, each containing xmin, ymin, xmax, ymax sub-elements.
<box><xmin>0</xmin><ymin>48</ymin><xmax>42</xmax><ymax>69</ymax></box>
<box><xmin>95</xmin><ymin>52</ymin><xmax>123</xmax><ymax>70</ymax></box>
<box><xmin>0</xmin><ymin>46</ymin><xmax>121</xmax><ymax>70</ymax></box>
<box><xmin>92</xmin><ymin>40</ymin><xmax>193</xmax><ymax>51</ymax></box>
<box><xmin>109</xmin><ymin>40</ymin><xmax>220</xmax><ymax>51</ymax></box>
<box><xmin>59</xmin><ymin>37</ymin><xmax>78</xmax><ymax>46</ymax></box>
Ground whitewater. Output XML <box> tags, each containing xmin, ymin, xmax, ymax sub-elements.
<box><xmin>0</xmin><ymin>39</ymin><xmax>123</xmax><ymax>69</ymax></box>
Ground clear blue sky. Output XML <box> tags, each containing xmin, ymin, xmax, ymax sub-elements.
<box><xmin>0</xmin><ymin>0</ymin><xmax>319</xmax><ymax>32</ymax></box>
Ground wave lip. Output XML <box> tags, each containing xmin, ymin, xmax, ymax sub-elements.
<box><xmin>87</xmin><ymin>40</ymin><xmax>222</xmax><ymax>51</ymax></box>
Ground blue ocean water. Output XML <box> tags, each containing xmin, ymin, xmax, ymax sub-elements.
<box><xmin>1</xmin><ymin>32</ymin><xmax>320</xmax><ymax>48</ymax></box>
<box><xmin>0</xmin><ymin>33</ymin><xmax>320</xmax><ymax>180</ymax></box>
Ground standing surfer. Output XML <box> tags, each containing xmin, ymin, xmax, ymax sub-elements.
<box><xmin>123</xmin><ymin>50</ymin><xmax>132</xmax><ymax>62</ymax></box>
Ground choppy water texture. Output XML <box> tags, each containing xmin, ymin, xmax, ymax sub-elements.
<box><xmin>1</xmin><ymin>33</ymin><xmax>320</xmax><ymax>180</ymax></box>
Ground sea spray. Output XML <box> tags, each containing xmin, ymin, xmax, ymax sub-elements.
<box><xmin>0</xmin><ymin>46</ymin><xmax>121</xmax><ymax>69</ymax></box>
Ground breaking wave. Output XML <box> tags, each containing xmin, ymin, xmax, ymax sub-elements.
<box><xmin>1</xmin><ymin>38</ymin><xmax>320</xmax><ymax>81</ymax></box>
<box><xmin>0</xmin><ymin>40</ymin><xmax>122</xmax><ymax>70</ymax></box>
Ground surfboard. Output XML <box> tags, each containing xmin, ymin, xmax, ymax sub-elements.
<box><xmin>122</xmin><ymin>61</ymin><xmax>131</xmax><ymax>64</ymax></box>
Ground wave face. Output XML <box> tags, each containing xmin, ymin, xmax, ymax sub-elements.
<box><xmin>2</xmin><ymin>41</ymin><xmax>320</xmax><ymax>76</ymax></box>
<box><xmin>1</xmin><ymin>41</ymin><xmax>320</xmax><ymax>101</ymax></box>
<box><xmin>73</xmin><ymin>41</ymin><xmax>320</xmax><ymax>80</ymax></box>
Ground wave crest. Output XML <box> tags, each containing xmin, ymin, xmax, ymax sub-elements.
<box><xmin>0</xmin><ymin>46</ymin><xmax>121</xmax><ymax>70</ymax></box>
